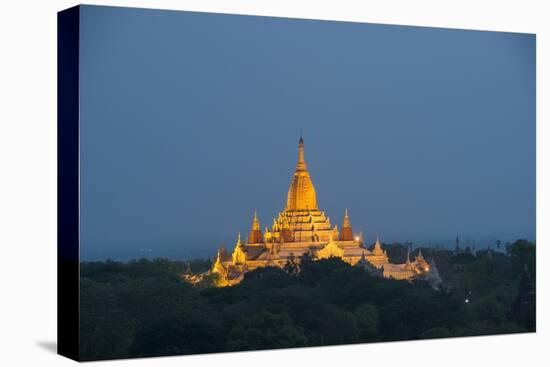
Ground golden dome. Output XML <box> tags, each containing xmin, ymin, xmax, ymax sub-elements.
<box><xmin>286</xmin><ymin>137</ymin><xmax>317</xmax><ymax>211</ymax></box>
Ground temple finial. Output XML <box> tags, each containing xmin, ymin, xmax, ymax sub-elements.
<box><xmin>296</xmin><ymin>133</ymin><xmax>306</xmax><ymax>170</ymax></box>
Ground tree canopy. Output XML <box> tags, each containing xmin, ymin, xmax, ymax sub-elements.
<box><xmin>79</xmin><ymin>239</ymin><xmax>535</xmax><ymax>360</ymax></box>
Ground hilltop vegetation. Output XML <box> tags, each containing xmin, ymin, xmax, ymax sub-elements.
<box><xmin>79</xmin><ymin>240</ymin><xmax>535</xmax><ymax>361</ymax></box>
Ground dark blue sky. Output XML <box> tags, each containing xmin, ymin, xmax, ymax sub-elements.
<box><xmin>79</xmin><ymin>5</ymin><xmax>535</xmax><ymax>261</ymax></box>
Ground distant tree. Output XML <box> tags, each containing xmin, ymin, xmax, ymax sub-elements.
<box><xmin>283</xmin><ymin>254</ymin><xmax>300</xmax><ymax>276</ymax></box>
<box><xmin>298</xmin><ymin>257</ymin><xmax>349</xmax><ymax>287</ymax></box>
<box><xmin>79</xmin><ymin>277</ymin><xmax>135</xmax><ymax>360</ymax></box>
<box><xmin>186</xmin><ymin>258</ymin><xmax>213</xmax><ymax>273</ymax></box>
<box><xmin>354</xmin><ymin>303</ymin><xmax>379</xmax><ymax>341</ymax></box>
<box><xmin>225</xmin><ymin>311</ymin><xmax>307</xmax><ymax>351</ymax></box>
<box><xmin>451</xmin><ymin>252</ymin><xmax>476</xmax><ymax>266</ymax></box>
<box><xmin>510</xmin><ymin>265</ymin><xmax>536</xmax><ymax>331</ymax></box>
<box><xmin>299</xmin><ymin>250</ymin><xmax>315</xmax><ymax>267</ymax></box>
<box><xmin>418</xmin><ymin>327</ymin><xmax>452</xmax><ymax>339</ymax></box>
<box><xmin>506</xmin><ymin>239</ymin><xmax>536</xmax><ymax>275</ymax></box>
<box><xmin>454</xmin><ymin>321</ymin><xmax>526</xmax><ymax>337</ymax></box>
<box><xmin>310</xmin><ymin>305</ymin><xmax>358</xmax><ymax>345</ymax></box>
<box><xmin>242</xmin><ymin>266</ymin><xmax>292</xmax><ymax>288</ymax></box>
<box><xmin>474</xmin><ymin>296</ymin><xmax>509</xmax><ymax>324</ymax></box>
<box><xmin>384</xmin><ymin>243</ymin><xmax>409</xmax><ymax>263</ymax></box>
<box><xmin>78</xmin><ymin>240</ymin><xmax>536</xmax><ymax>359</ymax></box>
<box><xmin>129</xmin><ymin>309</ymin><xmax>225</xmax><ymax>357</ymax></box>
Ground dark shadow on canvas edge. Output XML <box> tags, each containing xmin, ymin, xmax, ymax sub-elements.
<box><xmin>36</xmin><ymin>340</ymin><xmax>57</xmax><ymax>354</ymax></box>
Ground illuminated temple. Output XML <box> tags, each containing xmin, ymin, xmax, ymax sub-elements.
<box><xmin>210</xmin><ymin>137</ymin><xmax>430</xmax><ymax>286</ymax></box>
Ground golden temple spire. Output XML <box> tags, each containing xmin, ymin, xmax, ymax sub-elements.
<box><xmin>248</xmin><ymin>210</ymin><xmax>263</xmax><ymax>244</ymax></box>
<box><xmin>343</xmin><ymin>209</ymin><xmax>351</xmax><ymax>227</ymax></box>
<box><xmin>212</xmin><ymin>249</ymin><xmax>226</xmax><ymax>276</ymax></box>
<box><xmin>286</xmin><ymin>136</ymin><xmax>317</xmax><ymax>211</ymax></box>
<box><xmin>232</xmin><ymin>234</ymin><xmax>247</xmax><ymax>265</ymax></box>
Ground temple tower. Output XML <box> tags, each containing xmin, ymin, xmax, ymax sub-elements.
<box><xmin>286</xmin><ymin>137</ymin><xmax>317</xmax><ymax>211</ymax></box>
<box><xmin>212</xmin><ymin>246</ymin><xmax>227</xmax><ymax>275</ymax></box>
<box><xmin>232</xmin><ymin>233</ymin><xmax>247</xmax><ymax>265</ymax></box>
<box><xmin>372</xmin><ymin>236</ymin><xmax>384</xmax><ymax>256</ymax></box>
<box><xmin>247</xmin><ymin>210</ymin><xmax>263</xmax><ymax>244</ymax></box>
<box><xmin>368</xmin><ymin>236</ymin><xmax>390</xmax><ymax>268</ymax></box>
<box><xmin>340</xmin><ymin>208</ymin><xmax>353</xmax><ymax>241</ymax></box>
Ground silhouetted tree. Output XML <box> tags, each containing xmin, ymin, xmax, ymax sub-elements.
<box><xmin>510</xmin><ymin>265</ymin><xmax>536</xmax><ymax>331</ymax></box>
<box><xmin>225</xmin><ymin>311</ymin><xmax>307</xmax><ymax>351</ymax></box>
<box><xmin>283</xmin><ymin>254</ymin><xmax>300</xmax><ymax>276</ymax></box>
<box><xmin>78</xmin><ymin>241</ymin><xmax>536</xmax><ymax>359</ymax></box>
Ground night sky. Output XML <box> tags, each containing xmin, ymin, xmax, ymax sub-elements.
<box><xmin>78</xmin><ymin>5</ymin><xmax>535</xmax><ymax>261</ymax></box>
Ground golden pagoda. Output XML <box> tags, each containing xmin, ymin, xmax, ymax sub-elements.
<box><xmin>210</xmin><ymin>137</ymin><xmax>428</xmax><ymax>286</ymax></box>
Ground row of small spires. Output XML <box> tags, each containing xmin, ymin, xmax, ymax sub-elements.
<box><xmin>245</xmin><ymin>208</ymin><xmax>354</xmax><ymax>243</ymax></box>
<box><xmin>239</xmin><ymin>211</ymin><xmax>495</xmax><ymax>252</ymax></box>
<box><xmin>231</xmin><ymin>231</ymin><xmax>386</xmax><ymax>253</ymax></box>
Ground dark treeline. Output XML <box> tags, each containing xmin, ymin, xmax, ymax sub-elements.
<box><xmin>79</xmin><ymin>240</ymin><xmax>535</xmax><ymax>361</ymax></box>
